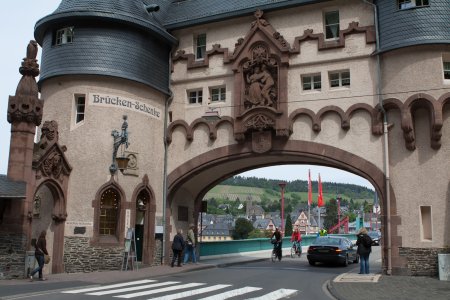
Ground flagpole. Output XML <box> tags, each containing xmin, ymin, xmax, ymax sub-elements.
<box><xmin>307</xmin><ymin>169</ymin><xmax>312</xmax><ymax>235</ymax></box>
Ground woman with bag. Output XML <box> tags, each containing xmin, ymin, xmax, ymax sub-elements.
<box><xmin>183</xmin><ymin>223</ymin><xmax>197</xmax><ymax>264</ymax></box>
<box><xmin>356</xmin><ymin>227</ymin><xmax>372</xmax><ymax>274</ymax></box>
<box><xmin>29</xmin><ymin>230</ymin><xmax>49</xmax><ymax>281</ymax></box>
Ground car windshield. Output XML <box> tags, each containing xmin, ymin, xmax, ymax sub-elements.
<box><xmin>314</xmin><ymin>237</ymin><xmax>341</xmax><ymax>246</ymax></box>
<box><xmin>368</xmin><ymin>232</ymin><xmax>379</xmax><ymax>238</ymax></box>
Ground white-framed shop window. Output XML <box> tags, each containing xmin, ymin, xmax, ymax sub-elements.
<box><xmin>195</xmin><ymin>33</ymin><xmax>206</xmax><ymax>60</ymax></box>
<box><xmin>209</xmin><ymin>86</ymin><xmax>226</xmax><ymax>103</ymax></box>
<box><xmin>188</xmin><ymin>89</ymin><xmax>203</xmax><ymax>104</ymax></box>
<box><xmin>302</xmin><ymin>74</ymin><xmax>322</xmax><ymax>91</ymax></box>
<box><xmin>324</xmin><ymin>11</ymin><xmax>340</xmax><ymax>40</ymax></box>
<box><xmin>329</xmin><ymin>70</ymin><xmax>350</xmax><ymax>88</ymax></box>
<box><xmin>75</xmin><ymin>94</ymin><xmax>85</xmax><ymax>124</ymax></box>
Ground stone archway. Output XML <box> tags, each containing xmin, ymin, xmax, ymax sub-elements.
<box><xmin>166</xmin><ymin>140</ymin><xmax>398</xmax><ymax>272</ymax></box>
<box><xmin>32</xmin><ymin>180</ymin><xmax>67</xmax><ymax>274</ymax></box>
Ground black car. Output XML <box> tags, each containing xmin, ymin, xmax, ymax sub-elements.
<box><xmin>368</xmin><ymin>231</ymin><xmax>381</xmax><ymax>246</ymax></box>
<box><xmin>307</xmin><ymin>236</ymin><xmax>358</xmax><ymax>266</ymax></box>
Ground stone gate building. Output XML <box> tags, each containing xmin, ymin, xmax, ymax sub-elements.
<box><xmin>1</xmin><ymin>0</ymin><xmax>449</xmax><ymax>279</ymax></box>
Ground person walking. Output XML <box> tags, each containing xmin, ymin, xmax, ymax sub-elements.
<box><xmin>356</xmin><ymin>227</ymin><xmax>372</xmax><ymax>274</ymax></box>
<box><xmin>183</xmin><ymin>223</ymin><xmax>197</xmax><ymax>264</ymax></box>
<box><xmin>171</xmin><ymin>228</ymin><xmax>184</xmax><ymax>267</ymax></box>
<box><xmin>29</xmin><ymin>230</ymin><xmax>48</xmax><ymax>281</ymax></box>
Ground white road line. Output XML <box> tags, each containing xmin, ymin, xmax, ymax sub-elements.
<box><xmin>61</xmin><ymin>280</ymin><xmax>156</xmax><ymax>294</ymax></box>
<box><xmin>195</xmin><ymin>287</ymin><xmax>262</xmax><ymax>300</ymax></box>
<box><xmin>114</xmin><ymin>283</ymin><xmax>206</xmax><ymax>298</ymax></box>
<box><xmin>87</xmin><ymin>281</ymin><xmax>179</xmax><ymax>296</ymax></box>
<box><xmin>146</xmin><ymin>284</ymin><xmax>231</xmax><ymax>300</ymax></box>
<box><xmin>245</xmin><ymin>288</ymin><xmax>298</xmax><ymax>300</ymax></box>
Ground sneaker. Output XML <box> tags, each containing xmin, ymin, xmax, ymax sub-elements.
<box><xmin>29</xmin><ymin>275</ymin><xmax>33</xmax><ymax>282</ymax></box>
<box><xmin>40</xmin><ymin>278</ymin><xmax>47</xmax><ymax>281</ymax></box>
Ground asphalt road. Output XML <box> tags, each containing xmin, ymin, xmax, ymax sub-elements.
<box><xmin>1</xmin><ymin>248</ymin><xmax>380</xmax><ymax>300</ymax></box>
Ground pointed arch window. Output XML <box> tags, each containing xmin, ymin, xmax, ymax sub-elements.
<box><xmin>99</xmin><ymin>188</ymin><xmax>120</xmax><ymax>235</ymax></box>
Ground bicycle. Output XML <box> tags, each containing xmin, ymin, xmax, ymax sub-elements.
<box><xmin>290</xmin><ymin>242</ymin><xmax>302</xmax><ymax>258</ymax></box>
<box><xmin>271</xmin><ymin>240</ymin><xmax>282</xmax><ymax>262</ymax></box>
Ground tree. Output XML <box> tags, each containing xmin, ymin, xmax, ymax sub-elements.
<box><xmin>233</xmin><ymin>218</ymin><xmax>254</xmax><ymax>240</ymax></box>
<box><xmin>324</xmin><ymin>198</ymin><xmax>338</xmax><ymax>230</ymax></box>
<box><xmin>285</xmin><ymin>214</ymin><xmax>293</xmax><ymax>236</ymax></box>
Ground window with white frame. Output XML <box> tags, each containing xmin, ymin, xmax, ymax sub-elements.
<box><xmin>324</xmin><ymin>11</ymin><xmax>339</xmax><ymax>39</ymax></box>
<box><xmin>443</xmin><ymin>61</ymin><xmax>450</xmax><ymax>80</ymax></box>
<box><xmin>188</xmin><ymin>89</ymin><xmax>203</xmax><ymax>104</ymax></box>
<box><xmin>54</xmin><ymin>27</ymin><xmax>74</xmax><ymax>45</ymax></box>
<box><xmin>329</xmin><ymin>70</ymin><xmax>350</xmax><ymax>88</ymax></box>
<box><xmin>75</xmin><ymin>95</ymin><xmax>85</xmax><ymax>123</ymax></box>
<box><xmin>398</xmin><ymin>0</ymin><xmax>429</xmax><ymax>9</ymax></box>
<box><xmin>195</xmin><ymin>33</ymin><xmax>206</xmax><ymax>60</ymax></box>
<box><xmin>302</xmin><ymin>74</ymin><xmax>322</xmax><ymax>91</ymax></box>
<box><xmin>210</xmin><ymin>86</ymin><xmax>226</xmax><ymax>102</ymax></box>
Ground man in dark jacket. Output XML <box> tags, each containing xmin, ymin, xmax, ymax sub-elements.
<box><xmin>171</xmin><ymin>228</ymin><xmax>185</xmax><ymax>267</ymax></box>
<box><xmin>356</xmin><ymin>227</ymin><xmax>372</xmax><ymax>274</ymax></box>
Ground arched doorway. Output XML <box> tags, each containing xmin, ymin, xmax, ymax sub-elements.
<box><xmin>31</xmin><ymin>180</ymin><xmax>67</xmax><ymax>274</ymax></box>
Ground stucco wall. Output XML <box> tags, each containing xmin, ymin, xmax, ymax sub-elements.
<box><xmin>39</xmin><ymin>76</ymin><xmax>166</xmax><ymax>239</ymax></box>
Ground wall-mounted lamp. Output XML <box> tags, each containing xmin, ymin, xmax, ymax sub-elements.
<box><xmin>202</xmin><ymin>107</ymin><xmax>221</xmax><ymax>122</ymax></box>
<box><xmin>145</xmin><ymin>4</ymin><xmax>160</xmax><ymax>13</ymax></box>
<box><xmin>110</xmin><ymin>115</ymin><xmax>130</xmax><ymax>175</ymax></box>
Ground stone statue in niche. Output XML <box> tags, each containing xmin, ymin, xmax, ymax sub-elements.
<box><xmin>243</xmin><ymin>45</ymin><xmax>277</xmax><ymax>109</ymax></box>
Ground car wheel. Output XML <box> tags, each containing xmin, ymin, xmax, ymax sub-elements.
<box><xmin>342</xmin><ymin>255</ymin><xmax>349</xmax><ymax>267</ymax></box>
<box><xmin>308</xmin><ymin>260</ymin><xmax>315</xmax><ymax>266</ymax></box>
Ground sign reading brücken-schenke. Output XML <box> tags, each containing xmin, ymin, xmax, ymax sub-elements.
<box><xmin>89</xmin><ymin>93</ymin><xmax>162</xmax><ymax>120</ymax></box>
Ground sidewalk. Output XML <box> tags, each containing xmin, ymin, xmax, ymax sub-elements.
<box><xmin>1</xmin><ymin>252</ymin><xmax>449</xmax><ymax>300</ymax></box>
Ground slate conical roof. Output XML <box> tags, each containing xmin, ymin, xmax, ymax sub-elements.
<box><xmin>34</xmin><ymin>0</ymin><xmax>176</xmax><ymax>45</ymax></box>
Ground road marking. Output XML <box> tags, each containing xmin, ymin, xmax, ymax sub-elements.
<box><xmin>146</xmin><ymin>284</ymin><xmax>231</xmax><ymax>300</ymax></box>
<box><xmin>62</xmin><ymin>280</ymin><xmax>156</xmax><ymax>293</ymax></box>
<box><xmin>114</xmin><ymin>283</ymin><xmax>206</xmax><ymax>298</ymax></box>
<box><xmin>195</xmin><ymin>287</ymin><xmax>262</xmax><ymax>300</ymax></box>
<box><xmin>87</xmin><ymin>281</ymin><xmax>179</xmax><ymax>295</ymax></box>
<box><xmin>245</xmin><ymin>288</ymin><xmax>298</xmax><ymax>300</ymax></box>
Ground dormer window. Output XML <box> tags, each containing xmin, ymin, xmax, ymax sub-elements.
<box><xmin>398</xmin><ymin>0</ymin><xmax>429</xmax><ymax>9</ymax></box>
<box><xmin>54</xmin><ymin>27</ymin><xmax>74</xmax><ymax>45</ymax></box>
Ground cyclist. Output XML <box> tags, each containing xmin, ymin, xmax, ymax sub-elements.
<box><xmin>271</xmin><ymin>227</ymin><xmax>282</xmax><ymax>260</ymax></box>
<box><xmin>290</xmin><ymin>227</ymin><xmax>302</xmax><ymax>255</ymax></box>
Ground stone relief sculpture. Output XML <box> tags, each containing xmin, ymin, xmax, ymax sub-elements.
<box><xmin>243</xmin><ymin>44</ymin><xmax>277</xmax><ymax>109</ymax></box>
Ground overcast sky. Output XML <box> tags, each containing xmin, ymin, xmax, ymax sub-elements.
<box><xmin>0</xmin><ymin>1</ymin><xmax>374</xmax><ymax>190</ymax></box>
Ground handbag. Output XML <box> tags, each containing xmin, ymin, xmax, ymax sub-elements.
<box><xmin>44</xmin><ymin>254</ymin><xmax>51</xmax><ymax>264</ymax></box>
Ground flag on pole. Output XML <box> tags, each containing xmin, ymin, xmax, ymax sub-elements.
<box><xmin>318</xmin><ymin>173</ymin><xmax>324</xmax><ymax>207</ymax></box>
<box><xmin>308</xmin><ymin>169</ymin><xmax>312</xmax><ymax>206</ymax></box>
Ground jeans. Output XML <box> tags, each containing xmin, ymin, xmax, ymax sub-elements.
<box><xmin>30</xmin><ymin>254</ymin><xmax>45</xmax><ymax>278</ymax></box>
<box><xmin>359</xmin><ymin>254</ymin><xmax>370</xmax><ymax>274</ymax></box>
<box><xmin>183</xmin><ymin>244</ymin><xmax>196</xmax><ymax>263</ymax></box>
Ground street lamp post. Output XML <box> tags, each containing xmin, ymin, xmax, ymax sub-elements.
<box><xmin>278</xmin><ymin>182</ymin><xmax>286</xmax><ymax>233</ymax></box>
<box><xmin>337</xmin><ymin>196</ymin><xmax>341</xmax><ymax>234</ymax></box>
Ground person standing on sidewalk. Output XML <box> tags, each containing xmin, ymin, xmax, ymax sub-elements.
<box><xmin>171</xmin><ymin>228</ymin><xmax>184</xmax><ymax>267</ymax></box>
<box><xmin>356</xmin><ymin>227</ymin><xmax>372</xmax><ymax>274</ymax></box>
<box><xmin>183</xmin><ymin>223</ymin><xmax>197</xmax><ymax>264</ymax></box>
<box><xmin>30</xmin><ymin>230</ymin><xmax>48</xmax><ymax>281</ymax></box>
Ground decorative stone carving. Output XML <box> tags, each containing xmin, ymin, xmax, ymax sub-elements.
<box><xmin>245</xmin><ymin>114</ymin><xmax>275</xmax><ymax>131</ymax></box>
<box><xmin>7</xmin><ymin>40</ymin><xmax>43</xmax><ymax>126</ymax></box>
<box><xmin>252</xmin><ymin>131</ymin><xmax>272</xmax><ymax>153</ymax></box>
<box><xmin>122</xmin><ymin>151</ymin><xmax>139</xmax><ymax>177</ymax></box>
<box><xmin>243</xmin><ymin>44</ymin><xmax>278</xmax><ymax>109</ymax></box>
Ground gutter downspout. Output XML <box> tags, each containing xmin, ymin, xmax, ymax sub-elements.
<box><xmin>162</xmin><ymin>52</ymin><xmax>174</xmax><ymax>265</ymax></box>
<box><xmin>363</xmin><ymin>0</ymin><xmax>392</xmax><ymax>275</ymax></box>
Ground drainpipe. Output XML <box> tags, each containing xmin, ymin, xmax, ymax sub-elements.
<box><xmin>362</xmin><ymin>0</ymin><xmax>392</xmax><ymax>275</ymax></box>
<box><xmin>162</xmin><ymin>52</ymin><xmax>174</xmax><ymax>265</ymax></box>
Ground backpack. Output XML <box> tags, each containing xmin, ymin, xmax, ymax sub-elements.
<box><xmin>362</xmin><ymin>234</ymin><xmax>372</xmax><ymax>248</ymax></box>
